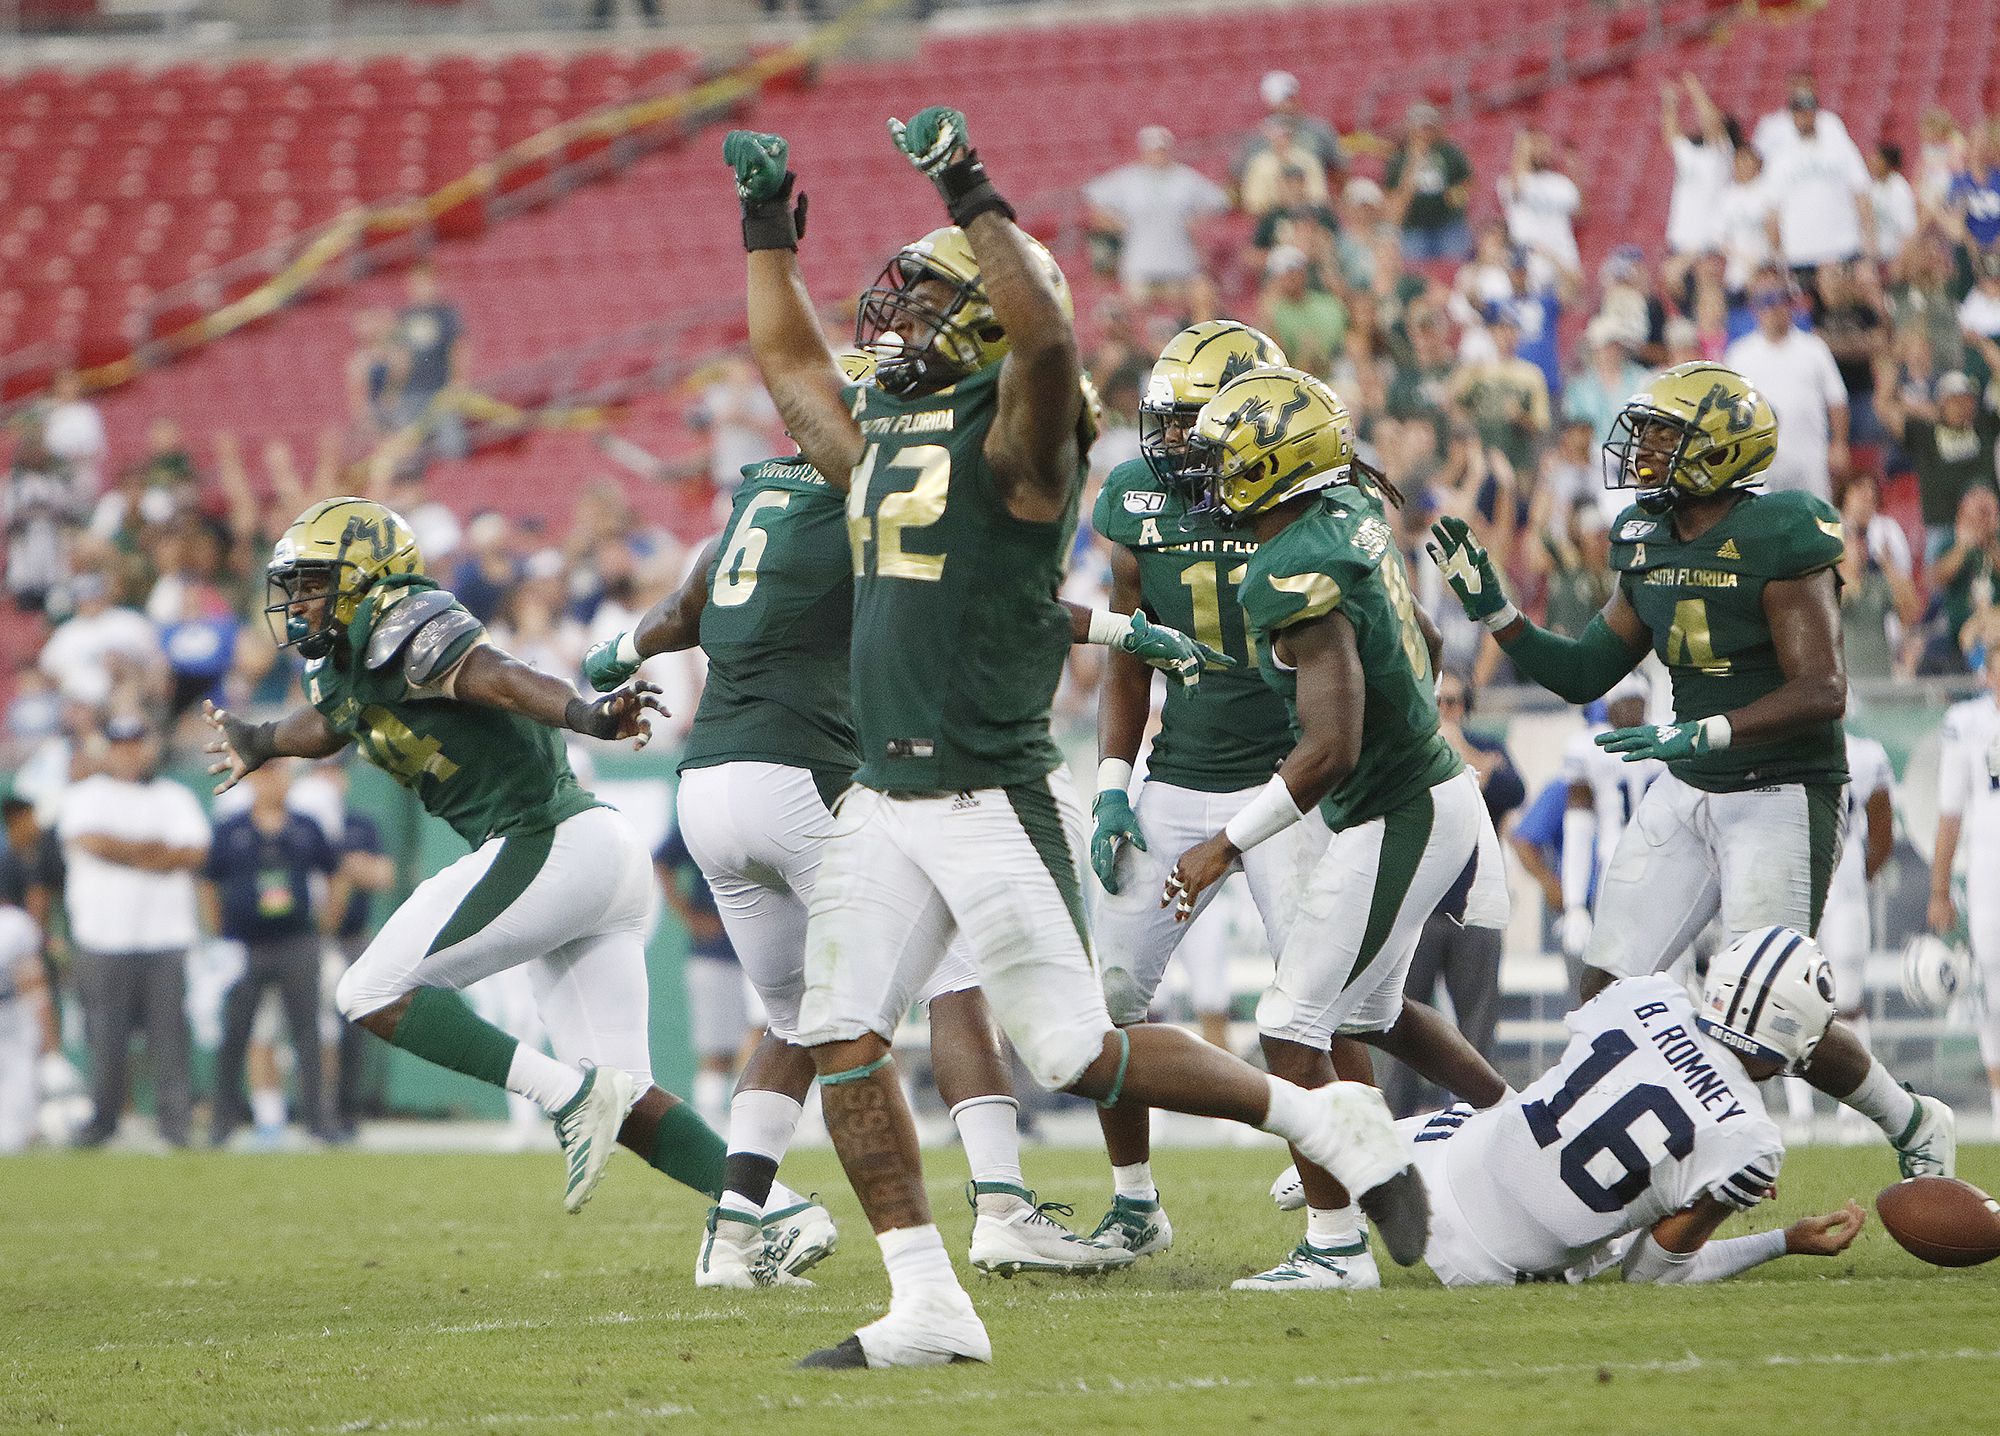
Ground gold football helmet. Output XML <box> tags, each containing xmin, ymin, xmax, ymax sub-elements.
<box><xmin>1604</xmin><ymin>361</ymin><xmax>1778</xmax><ymax>512</ymax></box>
<box><xmin>856</xmin><ymin>225</ymin><xmax>1072</xmax><ymax>395</ymax></box>
<box><xmin>834</xmin><ymin>347</ymin><xmax>880</xmax><ymax>385</ymax></box>
<box><xmin>1140</xmin><ymin>320</ymin><xmax>1288</xmax><ymax>492</ymax></box>
<box><xmin>265</xmin><ymin>497</ymin><xmax>422</xmax><ymax>658</ymax></box>
<box><xmin>1186</xmin><ymin>368</ymin><xmax>1355</xmax><ymax>525</ymax></box>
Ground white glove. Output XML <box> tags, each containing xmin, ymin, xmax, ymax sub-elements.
<box><xmin>1560</xmin><ymin>906</ymin><xmax>1594</xmax><ymax>961</ymax></box>
<box><xmin>37</xmin><ymin>1050</ymin><xmax>84</xmax><ymax>1101</ymax></box>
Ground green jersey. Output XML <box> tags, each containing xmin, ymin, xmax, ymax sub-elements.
<box><xmin>304</xmin><ymin>577</ymin><xmax>597</xmax><ymax>847</ymax></box>
<box><xmin>846</xmin><ymin>363</ymin><xmax>1079</xmax><ymax>794</ymax></box>
<box><xmin>1092</xmin><ymin>458</ymin><xmax>1292</xmax><ymax>791</ymax></box>
<box><xmin>1610</xmin><ymin>490</ymin><xmax>1848</xmax><ymax>792</ymax></box>
<box><xmin>1240</xmin><ymin>489</ymin><xmax>1461</xmax><ymax>831</ymax></box>
<box><xmin>679</xmin><ymin>457</ymin><xmax>860</xmax><ymax>789</ymax></box>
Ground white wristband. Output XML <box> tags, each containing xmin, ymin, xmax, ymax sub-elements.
<box><xmin>615</xmin><ymin>630</ymin><xmax>642</xmax><ymax>666</ymax></box>
<box><xmin>1096</xmin><ymin>758</ymin><xmax>1134</xmax><ymax>796</ymax></box>
<box><xmin>1700</xmin><ymin>714</ymin><xmax>1733</xmax><ymax>751</ymax></box>
<box><xmin>1086</xmin><ymin>608</ymin><xmax>1133</xmax><ymax>648</ymax></box>
<box><xmin>1223</xmin><ymin>774</ymin><xmax>1304</xmax><ymax>853</ymax></box>
<box><xmin>1479</xmin><ymin>601</ymin><xmax>1523</xmax><ymax>634</ymax></box>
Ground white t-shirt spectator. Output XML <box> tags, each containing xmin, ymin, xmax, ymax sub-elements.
<box><xmin>1715</xmin><ymin>176</ymin><xmax>1779</xmax><ymax>292</ymax></box>
<box><xmin>37</xmin><ymin>604</ymin><xmax>159</xmax><ymax>705</ymax></box>
<box><xmin>1859</xmin><ymin>510</ymin><xmax>1913</xmax><ymax>577</ymax></box>
<box><xmin>1666</xmin><ymin>138</ymin><xmax>1731</xmax><ymax>256</ymax></box>
<box><xmin>1959</xmin><ymin>284</ymin><xmax>2000</xmax><ymax>340</ymax></box>
<box><xmin>1084</xmin><ymin>163</ymin><xmax>1229</xmax><ymax>288</ymax></box>
<box><xmin>1870</xmin><ymin>170</ymin><xmax>1919</xmax><ymax>262</ymax></box>
<box><xmin>1500</xmin><ymin>168</ymin><xmax>1581</xmax><ymax>273</ymax></box>
<box><xmin>1753</xmin><ymin>107</ymin><xmax>1852</xmax><ymax>164</ymax></box>
<box><xmin>1724</xmin><ymin>327</ymin><xmax>1847</xmax><ymax>500</ymax></box>
<box><xmin>57</xmin><ymin>774</ymin><xmax>209</xmax><ymax>953</ymax></box>
<box><xmin>1761</xmin><ymin>125</ymin><xmax>1871</xmax><ymax>268</ymax></box>
<box><xmin>42</xmin><ymin>398</ymin><xmax>107</xmax><ymax>494</ymax></box>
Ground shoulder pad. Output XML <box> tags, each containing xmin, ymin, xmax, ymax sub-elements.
<box><xmin>1093</xmin><ymin>460</ymin><xmax>1172</xmax><ymax>547</ymax></box>
<box><xmin>364</xmin><ymin>588</ymin><xmax>461</xmax><ymax>670</ymax></box>
<box><xmin>1608</xmin><ymin>506</ymin><xmax>1666</xmax><ymax>571</ymax></box>
<box><xmin>1242</xmin><ymin>516</ymin><xmax>1376</xmax><ymax>634</ymax></box>
<box><xmin>1738</xmin><ymin>490</ymin><xmax>1844</xmax><ymax>579</ymax></box>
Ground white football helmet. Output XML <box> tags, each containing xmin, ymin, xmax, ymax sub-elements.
<box><xmin>1697</xmin><ymin>926</ymin><xmax>1836</xmax><ymax>1074</ymax></box>
<box><xmin>1901</xmin><ymin>934</ymin><xmax>1974</xmax><ymax>1013</ymax></box>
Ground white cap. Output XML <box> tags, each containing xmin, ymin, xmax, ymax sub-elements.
<box><xmin>1138</xmin><ymin>124</ymin><xmax>1174</xmax><ymax>152</ymax></box>
<box><xmin>1265</xmin><ymin>245</ymin><xmax>1309</xmax><ymax>277</ymax></box>
<box><xmin>1343</xmin><ymin>176</ymin><xmax>1385</xmax><ymax>206</ymax></box>
<box><xmin>1261</xmin><ymin>70</ymin><xmax>1300</xmax><ymax>107</ymax></box>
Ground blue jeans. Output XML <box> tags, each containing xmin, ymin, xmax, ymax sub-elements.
<box><xmin>1401</xmin><ymin>220</ymin><xmax>1474</xmax><ymax>263</ymax></box>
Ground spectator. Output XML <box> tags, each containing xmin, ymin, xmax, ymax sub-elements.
<box><xmin>37</xmin><ymin>564</ymin><xmax>163</xmax><ymax>710</ymax></box>
<box><xmin>1877</xmin><ymin>368</ymin><xmax>2000</xmax><ymax>564</ymax></box>
<box><xmin>1450</xmin><ymin>309</ymin><xmax>1550</xmax><ymax>476</ymax></box>
<box><xmin>346</xmin><ymin>308</ymin><xmax>402</xmax><ymax>436</ymax></box>
<box><xmin>1960</xmin><ymin>250</ymin><xmax>2000</xmax><ymax>350</ymax></box>
<box><xmin>57</xmin><ymin>713</ymin><xmax>209</xmax><ymax>1148</ymax></box>
<box><xmin>4</xmin><ymin>430</ymin><xmax>85</xmax><ymax>615</ymax></box>
<box><xmin>1563</xmin><ymin>318</ymin><xmax>1649</xmax><ymax>480</ymax></box>
<box><xmin>1947</xmin><ymin>118</ymin><xmax>2000</xmax><ymax>257</ymax></box>
<box><xmin>1813</xmin><ymin>260</ymin><xmax>1890</xmax><ymax>433</ymax></box>
<box><xmin>489</xmin><ymin>561</ymin><xmax>588</xmax><ymax>681</ymax></box>
<box><xmin>1757</xmin><ymin>83</ymin><xmax>1874</xmax><ymax>287</ymax></box>
<box><xmin>1084</xmin><ymin>126</ymin><xmax>1228</xmax><ymax>309</ymax></box>
<box><xmin>1530</xmin><ymin>494</ymin><xmax>1615</xmax><ymax>638</ymax></box>
<box><xmin>688</xmin><ymin>356</ymin><xmax>784</xmax><ymax>496</ymax></box>
<box><xmin>1499</xmin><ymin>129</ymin><xmax>1582</xmax><ymax>282</ymax></box>
<box><xmin>1930</xmin><ymin>485</ymin><xmax>2000</xmax><ymax>672</ymax></box>
<box><xmin>655</xmin><ymin>824</ymin><xmax>758</xmax><ymax>1130</ymax></box>
<box><xmin>1448</xmin><ymin>222</ymin><xmax>1519</xmax><ymax>334</ymax></box>
<box><xmin>1890</xmin><ymin>230</ymin><xmax>1969</xmax><ymax>375</ymax></box>
<box><xmin>1592</xmin><ymin>245</ymin><xmax>1667</xmax><ymax>364</ymax></box>
<box><xmin>1084</xmin><ymin>298</ymin><xmax>1150</xmax><ymax>471</ymax></box>
<box><xmin>1333</xmin><ymin>177</ymin><xmax>1394</xmax><ymax>291</ymax></box>
<box><xmin>389</xmin><ymin>262</ymin><xmax>466</xmax><ymax>457</ymax></box>
<box><xmin>1537</xmin><ymin>415</ymin><xmax>1604</xmax><ymax>524</ymax></box>
<box><xmin>1384</xmin><ymin>302</ymin><xmax>1459</xmax><ymax>466</ymax></box>
<box><xmin>1385</xmin><ymin>102</ymin><xmax>1474</xmax><ymax>262</ymax></box>
<box><xmin>375</xmin><ymin>465</ymin><xmax>463</xmax><ymax>562</ymax></box>
<box><xmin>1239</xmin><ymin>120</ymin><xmax>1332</xmax><ymax>219</ymax></box>
<box><xmin>1715</xmin><ymin>144</ymin><xmax>1781</xmax><ymax>299</ymax></box>
<box><xmin>145</xmin><ymin>518</ymin><xmax>242</xmax><ymax>721</ymax></box>
<box><xmin>90</xmin><ymin>418</ymin><xmax>198</xmax><ymax>550</ymax></box>
<box><xmin>447</xmin><ymin>511</ymin><xmax>523</xmax><ymax>625</ymax></box>
<box><xmin>1250</xmin><ymin>167</ymin><xmax>1340</xmax><ymax>282</ymax></box>
<box><xmin>1233</xmin><ymin>70</ymin><xmax>1345</xmax><ymax>184</ymax></box>
<box><xmin>1663</xmin><ymin>314</ymin><xmax>1703</xmax><ymax>366</ymax></box>
<box><xmin>1725</xmin><ymin>267</ymin><xmax>1849</xmax><ymax>499</ymax></box>
<box><xmin>202</xmin><ymin>759</ymin><xmax>339</xmax><ymax>1146</ymax></box>
<box><xmin>1688</xmin><ymin>252</ymin><xmax>1734</xmax><ymax>356</ymax></box>
<box><xmin>1917</xmin><ymin>106</ymin><xmax>1969</xmax><ymax>213</ymax></box>
<box><xmin>1868</xmin><ymin>144</ymin><xmax>1920</xmax><ymax>264</ymax></box>
<box><xmin>1660</xmin><ymin>74</ymin><xmax>1737</xmax><ymax>288</ymax></box>
<box><xmin>0</xmin><ymin>890</ymin><xmax>59</xmax><ymax>1152</ymax></box>
<box><xmin>1837</xmin><ymin>472</ymin><xmax>1922</xmax><ymax>679</ymax></box>
<box><xmin>1752</xmin><ymin>72</ymin><xmax>1853</xmax><ymax>163</ymax></box>
<box><xmin>1258</xmin><ymin>246</ymin><xmax>1348</xmax><ymax>379</ymax></box>
<box><xmin>39</xmin><ymin>370</ymin><xmax>106</xmax><ymax>497</ymax></box>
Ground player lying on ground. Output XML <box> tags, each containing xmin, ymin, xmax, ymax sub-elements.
<box><xmin>727</xmin><ymin>110</ymin><xmax>1427</xmax><ymax>1368</ymax></box>
<box><xmin>1160</xmin><ymin>367</ymin><xmax>1511</xmax><ymax>1291</ymax></box>
<box><xmin>1089</xmin><ymin>337</ymin><xmax>1510</xmax><ymax>1285</ymax></box>
<box><xmin>582</xmin><ymin>350</ymin><xmax>1222</xmax><ymax>1285</ymax></box>
<box><xmin>205</xmin><ymin>499</ymin><xmax>722</xmax><ymax>1216</ymax></box>
<box><xmin>1428</xmin><ymin>361</ymin><xmax>1954</xmax><ymax>1178</ymax></box>
<box><xmin>1409</xmin><ymin>925</ymin><xmax>1863</xmax><ymax>1286</ymax></box>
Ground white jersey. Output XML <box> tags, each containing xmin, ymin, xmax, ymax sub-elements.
<box><xmin>1830</xmin><ymin>734</ymin><xmax>1893</xmax><ymax>905</ymax></box>
<box><xmin>1938</xmin><ymin>696</ymin><xmax>2000</xmax><ymax>892</ymax></box>
<box><xmin>1560</xmin><ymin>728</ymin><xmax>1660</xmax><ymax>893</ymax></box>
<box><xmin>1420</xmin><ymin>975</ymin><xmax>1782</xmax><ymax>1278</ymax></box>
<box><xmin>0</xmin><ymin>905</ymin><xmax>38</xmax><ymax>1003</ymax></box>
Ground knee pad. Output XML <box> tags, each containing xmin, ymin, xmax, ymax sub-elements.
<box><xmin>1255</xmin><ymin>983</ymin><xmax>1332</xmax><ymax>1048</ymax></box>
<box><xmin>1101</xmin><ymin>965</ymin><xmax>1152</xmax><ymax>1028</ymax></box>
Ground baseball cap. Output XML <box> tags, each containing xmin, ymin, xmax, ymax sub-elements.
<box><xmin>1937</xmin><ymin>371</ymin><xmax>1976</xmax><ymax>399</ymax></box>
<box><xmin>104</xmin><ymin>713</ymin><xmax>153</xmax><ymax>743</ymax></box>
<box><xmin>1788</xmin><ymin>86</ymin><xmax>1818</xmax><ymax>112</ymax></box>
<box><xmin>1137</xmin><ymin>125</ymin><xmax>1174</xmax><ymax>152</ymax></box>
<box><xmin>1265</xmin><ymin>245</ymin><xmax>1310</xmax><ymax>277</ymax></box>
<box><xmin>1260</xmin><ymin>70</ymin><xmax>1300</xmax><ymax>107</ymax></box>
<box><xmin>1406</xmin><ymin>101</ymin><xmax>1441</xmax><ymax>129</ymax></box>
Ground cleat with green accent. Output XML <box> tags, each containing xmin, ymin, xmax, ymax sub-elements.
<box><xmin>1893</xmin><ymin>1090</ymin><xmax>1957</xmax><ymax>1179</ymax></box>
<box><xmin>966</xmin><ymin>1181</ymin><xmax>1137</xmax><ymax>1275</ymax></box>
<box><xmin>553</xmin><ymin>1064</ymin><xmax>634</xmax><ymax>1215</ymax></box>
<box><xmin>763</xmin><ymin>1196</ymin><xmax>838</xmax><ymax>1278</ymax></box>
<box><xmin>1088</xmin><ymin>1195</ymin><xmax>1173</xmax><ymax>1256</ymax></box>
<box><xmin>696</xmin><ymin>1206</ymin><xmax>812</xmax><ymax>1289</ymax></box>
<box><xmin>1285</xmin><ymin>1082</ymin><xmax>1429</xmax><ymax>1265</ymax></box>
<box><xmin>1230</xmin><ymin>1238</ymin><xmax>1380</xmax><ymax>1292</ymax></box>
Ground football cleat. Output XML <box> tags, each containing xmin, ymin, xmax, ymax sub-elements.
<box><xmin>1230</xmin><ymin>1237</ymin><xmax>1380</xmax><ymax>1293</ymax></box>
<box><xmin>763</xmin><ymin>1195</ymin><xmax>839</xmax><ymax>1279</ymax></box>
<box><xmin>1893</xmin><ymin>1090</ymin><xmax>1957</xmax><ymax>1179</ymax></box>
<box><xmin>1088</xmin><ymin>1195</ymin><xmax>1173</xmax><ymax>1257</ymax></box>
<box><xmin>553</xmin><ymin>1064</ymin><xmax>634</xmax><ymax>1215</ymax></box>
<box><xmin>967</xmin><ymin>1181</ymin><xmax>1136</xmax><ymax>1276</ymax></box>
<box><xmin>1270</xmin><ymin>1163</ymin><xmax>1305</xmax><ymax>1212</ymax></box>
<box><xmin>696</xmin><ymin>1206</ymin><xmax>812</xmax><ymax>1289</ymax></box>
<box><xmin>1284</xmin><ymin>1082</ymin><xmax>1429</xmax><ymax>1266</ymax></box>
<box><xmin>797</xmin><ymin>1290</ymin><xmax>992</xmax><ymax>1369</ymax></box>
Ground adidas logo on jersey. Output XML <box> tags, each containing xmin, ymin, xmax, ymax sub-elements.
<box><xmin>1716</xmin><ymin>538</ymin><xmax>1740</xmax><ymax>560</ymax></box>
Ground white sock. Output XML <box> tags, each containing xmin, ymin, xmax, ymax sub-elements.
<box><xmin>1783</xmin><ymin>1076</ymin><xmax>1816</xmax><ymax>1125</ymax></box>
<box><xmin>717</xmin><ymin>1190</ymin><xmax>761</xmax><ymax>1222</ymax></box>
<box><xmin>250</xmin><ymin>1089</ymin><xmax>287</xmax><ymax>1129</ymax></box>
<box><xmin>1112</xmin><ymin>1161</ymin><xmax>1157</xmax><ymax>1203</ymax></box>
<box><xmin>1260</xmin><ymin>1074</ymin><xmax>1319</xmax><ymax>1148</ymax></box>
<box><xmin>951</xmin><ymin>1095</ymin><xmax>1024</xmax><ymax>1192</ymax></box>
<box><xmin>507</xmin><ymin>1046</ymin><xmax>585</xmax><ymax>1113</ymax></box>
<box><xmin>766</xmin><ymin>1180</ymin><xmax>809</xmax><ymax>1213</ymax></box>
<box><xmin>1841</xmin><ymin>1057</ymin><xmax>1918</xmax><ymax>1139</ymax></box>
<box><xmin>878</xmin><ymin>1223</ymin><xmax>962</xmax><ymax>1303</ymax></box>
<box><xmin>1307</xmin><ymin>1203</ymin><xmax>1361</xmax><ymax>1250</ymax></box>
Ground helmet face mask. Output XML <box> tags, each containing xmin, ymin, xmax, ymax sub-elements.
<box><xmin>1141</xmin><ymin>321</ymin><xmax>1289</xmax><ymax>496</ymax></box>
<box><xmin>1184</xmin><ymin>367</ymin><xmax>1355</xmax><ymax>528</ymax></box>
<box><xmin>264</xmin><ymin>499</ymin><xmax>422</xmax><ymax>659</ymax></box>
<box><xmin>1604</xmin><ymin>362</ymin><xmax>1777</xmax><ymax>513</ymax></box>
<box><xmin>1139</xmin><ymin>401</ymin><xmax>1203</xmax><ymax>495</ymax></box>
<box><xmin>856</xmin><ymin>255</ymin><xmax>996</xmax><ymax>396</ymax></box>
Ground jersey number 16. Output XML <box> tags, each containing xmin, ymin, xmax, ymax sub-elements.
<box><xmin>1521</xmin><ymin>1029</ymin><xmax>1696</xmax><ymax>1214</ymax></box>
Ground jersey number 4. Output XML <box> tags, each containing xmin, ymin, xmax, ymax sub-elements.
<box><xmin>1521</xmin><ymin>1029</ymin><xmax>1695</xmax><ymax>1213</ymax></box>
<box><xmin>848</xmin><ymin>443</ymin><xmax>949</xmax><ymax>582</ymax></box>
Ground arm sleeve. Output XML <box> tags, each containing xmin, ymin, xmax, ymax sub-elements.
<box><xmin>1708</xmin><ymin>1152</ymin><xmax>1782</xmax><ymax>1211</ymax></box>
<box><xmin>1621</xmin><ymin>1227</ymin><xmax>1789</xmax><ymax>1284</ymax></box>
<box><xmin>1498</xmin><ymin>613</ymin><xmax>1650</xmax><ymax>704</ymax></box>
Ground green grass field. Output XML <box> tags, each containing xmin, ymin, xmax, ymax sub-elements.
<box><xmin>6</xmin><ymin>1142</ymin><xmax>1998</xmax><ymax>1435</ymax></box>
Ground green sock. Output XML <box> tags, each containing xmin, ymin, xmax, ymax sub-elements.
<box><xmin>645</xmin><ymin>1100</ymin><xmax>727</xmax><ymax>1200</ymax></box>
<box><xmin>387</xmin><ymin>988</ymin><xmax>518</xmax><ymax>1089</ymax></box>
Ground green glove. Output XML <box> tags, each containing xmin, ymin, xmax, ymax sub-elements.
<box><xmin>1595</xmin><ymin>718</ymin><xmax>1722</xmax><ymax>764</ymax></box>
<box><xmin>1117</xmin><ymin>612</ymin><xmax>1234</xmax><ymax>688</ymax></box>
<box><xmin>887</xmin><ymin>106</ymin><xmax>969</xmax><ymax>177</ymax></box>
<box><xmin>582</xmin><ymin>634</ymin><xmax>639</xmax><ymax>693</ymax></box>
<box><xmin>723</xmin><ymin>130</ymin><xmax>790</xmax><ymax>201</ymax></box>
<box><xmin>1426</xmin><ymin>516</ymin><xmax>1515</xmax><ymax>631</ymax></box>
<box><xmin>1090</xmin><ymin>788</ymin><xmax>1146</xmax><ymax>893</ymax></box>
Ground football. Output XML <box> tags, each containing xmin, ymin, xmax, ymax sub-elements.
<box><xmin>1875</xmin><ymin>1178</ymin><xmax>2000</xmax><ymax>1268</ymax></box>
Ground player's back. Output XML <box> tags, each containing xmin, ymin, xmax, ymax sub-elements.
<box><xmin>845</xmin><ymin>363</ymin><xmax>1078</xmax><ymax>795</ymax></box>
<box><xmin>1434</xmin><ymin>974</ymin><xmax>1782</xmax><ymax>1277</ymax></box>
<box><xmin>681</xmin><ymin>456</ymin><xmax>859</xmax><ymax>783</ymax></box>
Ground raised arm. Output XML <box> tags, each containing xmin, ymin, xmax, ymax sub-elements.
<box><xmin>885</xmin><ymin>106</ymin><xmax>1081</xmax><ymax>521</ymax></box>
<box><xmin>724</xmin><ymin>131</ymin><xmax>864</xmax><ymax>487</ymax></box>
<box><xmin>203</xmin><ymin>699</ymin><xmax>352</xmax><ymax>795</ymax></box>
<box><xmin>582</xmin><ymin>537</ymin><xmax>721</xmax><ymax>692</ymax></box>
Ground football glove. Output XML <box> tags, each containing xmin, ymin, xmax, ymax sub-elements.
<box><xmin>1117</xmin><ymin>612</ymin><xmax>1233</xmax><ymax>687</ymax></box>
<box><xmin>1595</xmin><ymin>718</ymin><xmax>1725</xmax><ymax>764</ymax></box>
<box><xmin>1090</xmin><ymin>788</ymin><xmax>1147</xmax><ymax>893</ymax></box>
<box><xmin>723</xmin><ymin>130</ymin><xmax>807</xmax><ymax>251</ymax></box>
<box><xmin>1426</xmin><ymin>516</ymin><xmax>1517</xmax><ymax>631</ymax></box>
<box><xmin>1559</xmin><ymin>906</ymin><xmax>1593</xmax><ymax>961</ymax></box>
<box><xmin>582</xmin><ymin>633</ymin><xmax>639</xmax><ymax>693</ymax></box>
<box><xmin>888</xmin><ymin>106</ymin><xmax>1015</xmax><ymax>227</ymax></box>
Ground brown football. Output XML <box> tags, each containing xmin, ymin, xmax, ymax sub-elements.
<box><xmin>1876</xmin><ymin>1177</ymin><xmax>2000</xmax><ymax>1267</ymax></box>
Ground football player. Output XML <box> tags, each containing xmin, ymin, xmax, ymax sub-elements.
<box><xmin>725</xmin><ymin>112</ymin><xmax>1426</xmax><ymax>1368</ymax></box>
<box><xmin>1163</xmin><ymin>368</ymin><xmax>1509</xmax><ymax>1291</ymax></box>
<box><xmin>1556</xmin><ymin>674</ymin><xmax>1661</xmax><ymax>966</ymax></box>
<box><xmin>1408</xmin><ymin>926</ymin><xmax>1865</xmax><ymax>1287</ymax></box>
<box><xmin>1428</xmin><ymin>361</ymin><xmax>1955</xmax><ymax>1176</ymax></box>
<box><xmin>585</xmin><ymin>349</ymin><xmax>1210</xmax><ymax>1286</ymax></box>
<box><xmin>1929</xmin><ymin>659</ymin><xmax>2000</xmax><ymax>1124</ymax></box>
<box><xmin>205</xmin><ymin>498</ymin><xmax>715</xmax><ymax>1216</ymax></box>
<box><xmin>1089</xmin><ymin>329</ymin><xmax>1506</xmax><ymax>1276</ymax></box>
